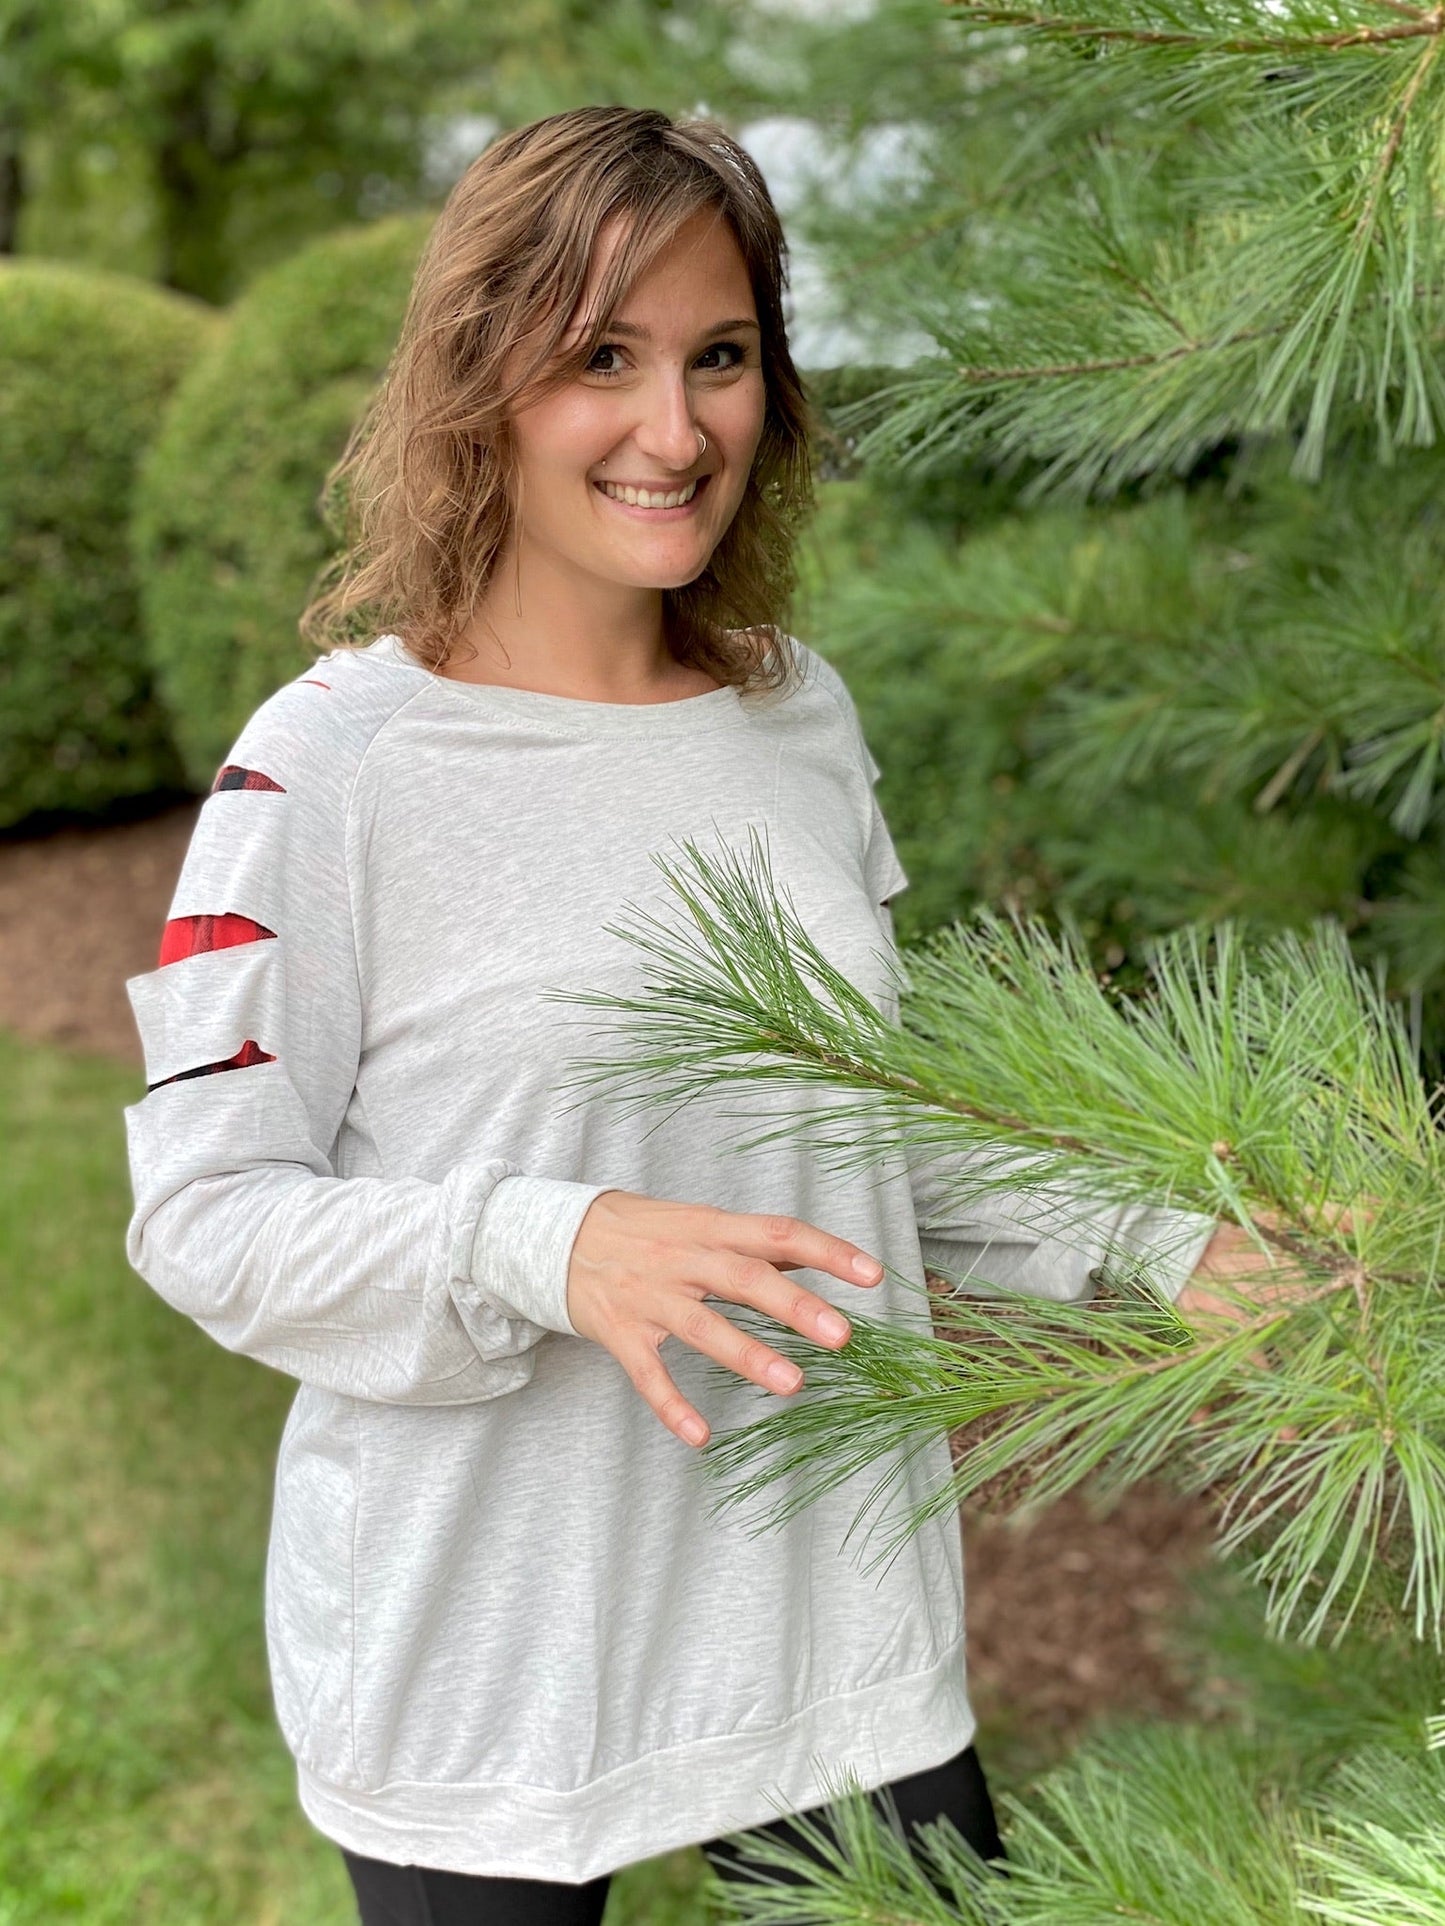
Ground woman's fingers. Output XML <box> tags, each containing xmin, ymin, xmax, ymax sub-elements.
<box><xmin>618</xmin><ymin>1332</ymin><xmax>713</xmax><ymax>1447</ymax></box>
<box><xmin>564</xmin><ymin>1193</ymin><xmax>887</xmax><ymax>1449</ymax></box>
<box><xmin>692</xmin><ymin>1241</ymin><xmax>859</xmax><ymax>1346</ymax></box>
<box><xmin>726</xmin><ymin>1209</ymin><xmax>885</xmax><ymax>1291</ymax></box>
<box><xmin>615</xmin><ymin>1302</ymin><xmax>807</xmax><ymax>1451</ymax></box>
<box><xmin>620</xmin><ymin>1296</ymin><xmax>812</xmax><ymax>1450</ymax></box>
<box><xmin>667</xmin><ymin>1298</ymin><xmax>805</xmax><ymax>1398</ymax></box>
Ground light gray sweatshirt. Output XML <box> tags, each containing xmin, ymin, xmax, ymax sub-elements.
<box><xmin>121</xmin><ymin>631</ymin><xmax>1213</xmax><ymax>1881</ymax></box>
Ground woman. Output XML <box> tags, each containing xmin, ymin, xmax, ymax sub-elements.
<box><xmin>121</xmin><ymin>105</ymin><xmax>1219</xmax><ymax>1923</ymax></box>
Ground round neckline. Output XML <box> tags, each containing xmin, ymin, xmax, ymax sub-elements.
<box><xmin>364</xmin><ymin>632</ymin><xmax>749</xmax><ymax>736</ymax></box>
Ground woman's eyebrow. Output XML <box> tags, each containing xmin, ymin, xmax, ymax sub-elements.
<box><xmin>603</xmin><ymin>317</ymin><xmax>761</xmax><ymax>340</ymax></box>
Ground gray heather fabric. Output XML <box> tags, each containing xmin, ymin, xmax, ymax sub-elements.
<box><xmin>121</xmin><ymin>631</ymin><xmax>1213</xmax><ymax>1881</ymax></box>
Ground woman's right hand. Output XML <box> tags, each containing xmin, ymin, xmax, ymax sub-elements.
<box><xmin>565</xmin><ymin>1189</ymin><xmax>885</xmax><ymax>1449</ymax></box>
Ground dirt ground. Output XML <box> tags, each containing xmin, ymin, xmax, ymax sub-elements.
<box><xmin>0</xmin><ymin>799</ymin><xmax>203</xmax><ymax>1057</ymax></box>
<box><xmin>0</xmin><ymin>797</ymin><xmax>1215</xmax><ymax>1761</ymax></box>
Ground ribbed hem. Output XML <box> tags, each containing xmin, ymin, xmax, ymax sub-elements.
<box><xmin>467</xmin><ymin>1175</ymin><xmax>617</xmax><ymax>1336</ymax></box>
<box><xmin>295</xmin><ymin>1638</ymin><xmax>975</xmax><ymax>1883</ymax></box>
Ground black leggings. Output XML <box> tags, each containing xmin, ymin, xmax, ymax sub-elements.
<box><xmin>341</xmin><ymin>1742</ymin><xmax>1003</xmax><ymax>1925</ymax></box>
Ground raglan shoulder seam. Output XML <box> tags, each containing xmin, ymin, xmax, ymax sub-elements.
<box><xmin>338</xmin><ymin>669</ymin><xmax>442</xmax><ymax>838</ymax></box>
<box><xmin>791</xmin><ymin>634</ymin><xmax>858</xmax><ymax>722</ymax></box>
<box><xmin>225</xmin><ymin>651</ymin><xmax>428</xmax><ymax>805</ymax></box>
<box><xmin>335</xmin><ymin>669</ymin><xmax>444</xmax><ymax>1035</ymax></box>
<box><xmin>784</xmin><ymin>636</ymin><xmax>907</xmax><ymax>906</ymax></box>
<box><xmin>220</xmin><ymin>655</ymin><xmax>440</xmax><ymax>1044</ymax></box>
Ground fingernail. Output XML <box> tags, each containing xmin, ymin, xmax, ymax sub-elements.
<box><xmin>768</xmin><ymin>1360</ymin><xmax>803</xmax><ymax>1392</ymax></box>
<box><xmin>818</xmin><ymin>1310</ymin><xmax>849</xmax><ymax>1342</ymax></box>
<box><xmin>852</xmin><ymin>1254</ymin><xmax>883</xmax><ymax>1281</ymax></box>
<box><xmin>680</xmin><ymin>1417</ymin><xmax>707</xmax><ymax>1445</ymax></box>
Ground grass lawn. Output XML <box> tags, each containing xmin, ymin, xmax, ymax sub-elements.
<box><xmin>0</xmin><ymin>1028</ymin><xmax>713</xmax><ymax>1924</ymax></box>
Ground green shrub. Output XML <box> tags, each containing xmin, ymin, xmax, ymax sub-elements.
<box><xmin>0</xmin><ymin>262</ymin><xmax>218</xmax><ymax>830</ymax></box>
<box><xmin>799</xmin><ymin>450</ymin><xmax>1445</xmax><ymax>1067</ymax></box>
<box><xmin>803</xmin><ymin>365</ymin><xmax>1042</xmax><ymax>527</ymax></box>
<box><xmin>130</xmin><ymin>215</ymin><xmax>432</xmax><ymax>788</ymax></box>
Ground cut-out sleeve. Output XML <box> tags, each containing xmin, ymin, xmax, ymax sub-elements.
<box><xmin>811</xmin><ymin>643</ymin><xmax>1215</xmax><ymax>1304</ymax></box>
<box><xmin>121</xmin><ymin>686</ymin><xmax>611</xmax><ymax>1405</ymax></box>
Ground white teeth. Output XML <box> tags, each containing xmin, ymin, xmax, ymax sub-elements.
<box><xmin>598</xmin><ymin>478</ymin><xmax>699</xmax><ymax>509</ymax></box>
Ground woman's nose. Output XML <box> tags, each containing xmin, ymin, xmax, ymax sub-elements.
<box><xmin>631</xmin><ymin>374</ymin><xmax>704</xmax><ymax>470</ymax></box>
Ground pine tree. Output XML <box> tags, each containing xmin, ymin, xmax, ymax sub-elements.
<box><xmin>729</xmin><ymin>0</ymin><xmax>1445</xmax><ymax>1074</ymax></box>
<box><xmin>553</xmin><ymin>3</ymin><xmax>1445</xmax><ymax>1914</ymax></box>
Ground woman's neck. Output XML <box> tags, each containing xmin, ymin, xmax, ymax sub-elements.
<box><xmin>442</xmin><ymin>555</ymin><xmax>695</xmax><ymax>701</ymax></box>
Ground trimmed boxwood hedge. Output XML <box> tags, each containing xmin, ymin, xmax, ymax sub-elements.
<box><xmin>0</xmin><ymin>261</ymin><xmax>219</xmax><ymax>830</ymax></box>
<box><xmin>130</xmin><ymin>214</ymin><xmax>433</xmax><ymax>789</ymax></box>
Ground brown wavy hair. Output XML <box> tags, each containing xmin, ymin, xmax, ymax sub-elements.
<box><xmin>299</xmin><ymin>105</ymin><xmax>816</xmax><ymax>698</ymax></box>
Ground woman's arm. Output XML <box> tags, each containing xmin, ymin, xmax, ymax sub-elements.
<box><xmin>875</xmin><ymin>898</ymin><xmax>1218</xmax><ymax>1305</ymax></box>
<box><xmin>122</xmin><ymin>678</ymin><xmax>609</xmax><ymax>1406</ymax></box>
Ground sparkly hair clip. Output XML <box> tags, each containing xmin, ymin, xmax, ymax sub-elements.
<box><xmin>709</xmin><ymin>138</ymin><xmax>761</xmax><ymax>198</ymax></box>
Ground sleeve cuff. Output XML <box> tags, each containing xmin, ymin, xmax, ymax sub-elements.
<box><xmin>919</xmin><ymin>1200</ymin><xmax>1218</xmax><ymax>1306</ymax></box>
<box><xmin>1104</xmin><ymin>1203</ymin><xmax>1218</xmax><ymax>1303</ymax></box>
<box><xmin>920</xmin><ymin>1231</ymin><xmax>1103</xmax><ymax>1303</ymax></box>
<box><xmin>468</xmin><ymin>1174</ymin><xmax>616</xmax><ymax>1337</ymax></box>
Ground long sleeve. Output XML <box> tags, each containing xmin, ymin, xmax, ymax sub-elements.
<box><xmin>810</xmin><ymin>643</ymin><xmax>1216</xmax><ymax>1305</ymax></box>
<box><xmin>872</xmin><ymin>900</ymin><xmax>1215</xmax><ymax>1304</ymax></box>
<box><xmin>121</xmin><ymin>676</ymin><xmax>611</xmax><ymax>1406</ymax></box>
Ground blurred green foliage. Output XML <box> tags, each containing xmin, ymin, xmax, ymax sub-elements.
<box><xmin>796</xmin><ymin>441</ymin><xmax>1445</xmax><ymax>1063</ymax></box>
<box><xmin>4</xmin><ymin>0</ymin><xmax>750</xmax><ymax>304</ymax></box>
<box><xmin>7</xmin><ymin>0</ymin><xmax>541</xmax><ymax>304</ymax></box>
<box><xmin>130</xmin><ymin>213</ymin><xmax>430</xmax><ymax>787</ymax></box>
<box><xmin>0</xmin><ymin>259</ymin><xmax>218</xmax><ymax>830</ymax></box>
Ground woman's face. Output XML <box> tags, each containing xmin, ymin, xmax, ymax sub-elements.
<box><xmin>505</xmin><ymin>207</ymin><xmax>767</xmax><ymax>594</ymax></box>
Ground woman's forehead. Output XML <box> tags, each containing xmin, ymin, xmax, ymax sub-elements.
<box><xmin>566</xmin><ymin>211</ymin><xmax>751</xmax><ymax>342</ymax></box>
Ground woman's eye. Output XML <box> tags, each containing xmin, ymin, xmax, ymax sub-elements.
<box><xmin>697</xmin><ymin>341</ymin><xmax>746</xmax><ymax>372</ymax></box>
<box><xmin>587</xmin><ymin>344</ymin><xmax>627</xmax><ymax>378</ymax></box>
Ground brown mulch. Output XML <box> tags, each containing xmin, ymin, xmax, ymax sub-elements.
<box><xmin>0</xmin><ymin>798</ymin><xmax>201</xmax><ymax>1064</ymax></box>
<box><xmin>1</xmin><ymin>797</ymin><xmax>1217</xmax><ymax>1766</ymax></box>
<box><xmin>962</xmin><ymin>1485</ymin><xmax>1214</xmax><ymax>1761</ymax></box>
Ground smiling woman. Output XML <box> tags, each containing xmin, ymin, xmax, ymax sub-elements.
<box><xmin>447</xmin><ymin>203</ymin><xmax>771</xmax><ymax>700</ymax></box>
<box><xmin>119</xmin><ymin>104</ymin><xmax>1070</xmax><ymax>1926</ymax></box>
<box><xmin>300</xmin><ymin>107</ymin><xmax>813</xmax><ymax>704</ymax></box>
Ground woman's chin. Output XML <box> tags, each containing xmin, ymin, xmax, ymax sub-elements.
<box><xmin>608</xmin><ymin>549</ymin><xmax>717</xmax><ymax>592</ymax></box>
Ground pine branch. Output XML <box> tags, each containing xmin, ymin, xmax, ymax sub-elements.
<box><xmin>702</xmin><ymin>1762</ymin><xmax>988</xmax><ymax>1925</ymax></box>
<box><xmin>1296</xmin><ymin>1748</ymin><xmax>1445</xmax><ymax>1923</ymax></box>
<box><xmin>940</xmin><ymin>2</ymin><xmax>1445</xmax><ymax>56</ymax></box>
<box><xmin>1352</xmin><ymin>27</ymin><xmax>1444</xmax><ymax>246</ymax></box>
<box><xmin>708</xmin><ymin>1725</ymin><xmax>1308</xmax><ymax>1924</ymax></box>
<box><xmin>774</xmin><ymin>2</ymin><xmax>1445</xmax><ymax>491</ymax></box>
<box><xmin>547</xmin><ymin>832</ymin><xmax>1445</xmax><ymax>1641</ymax></box>
<box><xmin>945</xmin><ymin>322</ymin><xmax>1286</xmax><ymax>386</ymax></box>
